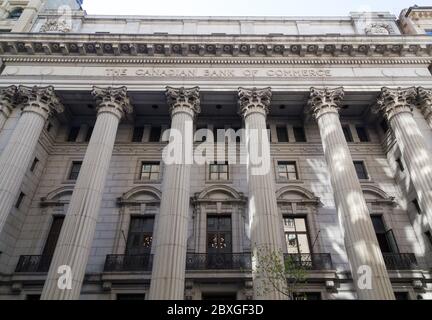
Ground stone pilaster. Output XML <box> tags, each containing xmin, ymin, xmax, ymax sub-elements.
<box><xmin>148</xmin><ymin>86</ymin><xmax>200</xmax><ymax>300</ymax></box>
<box><xmin>375</xmin><ymin>87</ymin><xmax>432</xmax><ymax>234</ymax></box>
<box><xmin>308</xmin><ymin>87</ymin><xmax>394</xmax><ymax>300</ymax></box>
<box><xmin>41</xmin><ymin>86</ymin><xmax>132</xmax><ymax>300</ymax></box>
<box><xmin>238</xmin><ymin>87</ymin><xmax>286</xmax><ymax>300</ymax></box>
<box><xmin>418</xmin><ymin>87</ymin><xmax>432</xmax><ymax>128</ymax></box>
<box><xmin>0</xmin><ymin>85</ymin><xmax>17</xmax><ymax>130</ymax></box>
<box><xmin>0</xmin><ymin>86</ymin><xmax>63</xmax><ymax>235</ymax></box>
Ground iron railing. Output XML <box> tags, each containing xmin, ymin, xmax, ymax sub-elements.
<box><xmin>284</xmin><ymin>253</ymin><xmax>333</xmax><ymax>270</ymax></box>
<box><xmin>104</xmin><ymin>254</ymin><xmax>153</xmax><ymax>272</ymax></box>
<box><xmin>382</xmin><ymin>253</ymin><xmax>418</xmax><ymax>270</ymax></box>
<box><xmin>186</xmin><ymin>253</ymin><xmax>252</xmax><ymax>270</ymax></box>
<box><xmin>15</xmin><ymin>255</ymin><xmax>52</xmax><ymax>273</ymax></box>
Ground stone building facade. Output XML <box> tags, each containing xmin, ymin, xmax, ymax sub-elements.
<box><xmin>0</xmin><ymin>0</ymin><xmax>431</xmax><ymax>300</ymax></box>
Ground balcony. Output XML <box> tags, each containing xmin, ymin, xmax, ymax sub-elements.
<box><xmin>382</xmin><ymin>253</ymin><xmax>418</xmax><ymax>270</ymax></box>
<box><xmin>104</xmin><ymin>254</ymin><xmax>153</xmax><ymax>272</ymax></box>
<box><xmin>284</xmin><ymin>253</ymin><xmax>333</xmax><ymax>270</ymax></box>
<box><xmin>186</xmin><ymin>253</ymin><xmax>252</xmax><ymax>270</ymax></box>
<box><xmin>15</xmin><ymin>255</ymin><xmax>52</xmax><ymax>273</ymax></box>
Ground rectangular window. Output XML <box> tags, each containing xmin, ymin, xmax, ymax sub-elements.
<box><xmin>207</xmin><ymin>215</ymin><xmax>232</xmax><ymax>254</ymax></box>
<box><xmin>371</xmin><ymin>215</ymin><xmax>398</xmax><ymax>253</ymax></box>
<box><xmin>276</xmin><ymin>126</ymin><xmax>289</xmax><ymax>142</ymax></box>
<box><xmin>396</xmin><ymin>158</ymin><xmax>405</xmax><ymax>172</ymax></box>
<box><xmin>353</xmin><ymin>161</ymin><xmax>368</xmax><ymax>180</ymax></box>
<box><xmin>356</xmin><ymin>126</ymin><xmax>370</xmax><ymax>142</ymax></box>
<box><xmin>132</xmin><ymin>126</ymin><xmax>144</xmax><ymax>142</ymax></box>
<box><xmin>277</xmin><ymin>161</ymin><xmax>298</xmax><ymax>181</ymax></box>
<box><xmin>209</xmin><ymin>162</ymin><xmax>229</xmax><ymax>181</ymax></box>
<box><xmin>293</xmin><ymin>292</ymin><xmax>321</xmax><ymax>300</ymax></box>
<box><xmin>126</xmin><ymin>216</ymin><xmax>155</xmax><ymax>255</ymax></box>
<box><xmin>425</xmin><ymin>29</ymin><xmax>432</xmax><ymax>35</ymax></box>
<box><xmin>394</xmin><ymin>292</ymin><xmax>410</xmax><ymax>300</ymax></box>
<box><xmin>342</xmin><ymin>125</ymin><xmax>353</xmax><ymax>142</ymax></box>
<box><xmin>15</xmin><ymin>192</ymin><xmax>25</xmax><ymax>209</ymax></box>
<box><xmin>68</xmin><ymin>161</ymin><xmax>82</xmax><ymax>180</ymax></box>
<box><xmin>293</xmin><ymin>126</ymin><xmax>307</xmax><ymax>142</ymax></box>
<box><xmin>213</xmin><ymin>127</ymin><xmax>225</xmax><ymax>143</ymax></box>
<box><xmin>67</xmin><ymin>126</ymin><xmax>80</xmax><ymax>142</ymax></box>
<box><xmin>380</xmin><ymin>120</ymin><xmax>389</xmax><ymax>133</ymax></box>
<box><xmin>413</xmin><ymin>199</ymin><xmax>422</xmax><ymax>214</ymax></box>
<box><xmin>425</xmin><ymin>231</ymin><xmax>432</xmax><ymax>248</ymax></box>
<box><xmin>30</xmin><ymin>157</ymin><xmax>39</xmax><ymax>172</ymax></box>
<box><xmin>42</xmin><ymin>216</ymin><xmax>65</xmax><ymax>257</ymax></box>
<box><xmin>140</xmin><ymin>162</ymin><xmax>160</xmax><ymax>180</ymax></box>
<box><xmin>283</xmin><ymin>216</ymin><xmax>310</xmax><ymax>254</ymax></box>
<box><xmin>116</xmin><ymin>294</ymin><xmax>146</xmax><ymax>300</ymax></box>
<box><xmin>84</xmin><ymin>126</ymin><xmax>94</xmax><ymax>142</ymax></box>
<box><xmin>149</xmin><ymin>126</ymin><xmax>161</xmax><ymax>142</ymax></box>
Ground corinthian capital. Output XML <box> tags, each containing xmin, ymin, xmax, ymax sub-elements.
<box><xmin>166</xmin><ymin>86</ymin><xmax>201</xmax><ymax>117</ymax></box>
<box><xmin>238</xmin><ymin>87</ymin><xmax>272</xmax><ymax>118</ymax></box>
<box><xmin>17</xmin><ymin>85</ymin><xmax>64</xmax><ymax>117</ymax></box>
<box><xmin>374</xmin><ymin>87</ymin><xmax>417</xmax><ymax>121</ymax></box>
<box><xmin>307</xmin><ymin>87</ymin><xmax>344</xmax><ymax>120</ymax></box>
<box><xmin>418</xmin><ymin>87</ymin><xmax>432</xmax><ymax>119</ymax></box>
<box><xmin>91</xmin><ymin>86</ymin><xmax>133</xmax><ymax>118</ymax></box>
<box><xmin>0</xmin><ymin>85</ymin><xmax>18</xmax><ymax>115</ymax></box>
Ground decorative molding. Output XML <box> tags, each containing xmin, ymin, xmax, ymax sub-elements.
<box><xmin>307</xmin><ymin>87</ymin><xmax>345</xmax><ymax>120</ymax></box>
<box><xmin>374</xmin><ymin>87</ymin><xmax>418</xmax><ymax>121</ymax></box>
<box><xmin>91</xmin><ymin>86</ymin><xmax>133</xmax><ymax>117</ymax></box>
<box><xmin>1</xmin><ymin>56</ymin><xmax>432</xmax><ymax>65</ymax></box>
<box><xmin>365</xmin><ymin>23</ymin><xmax>395</xmax><ymax>35</ymax></box>
<box><xmin>0</xmin><ymin>85</ymin><xmax>18</xmax><ymax>115</ymax></box>
<box><xmin>17</xmin><ymin>85</ymin><xmax>64</xmax><ymax>117</ymax></box>
<box><xmin>165</xmin><ymin>86</ymin><xmax>201</xmax><ymax>117</ymax></box>
<box><xmin>1</xmin><ymin>37</ymin><xmax>431</xmax><ymax>58</ymax></box>
<box><xmin>39</xmin><ymin>18</ymin><xmax>72</xmax><ymax>33</ymax></box>
<box><xmin>418</xmin><ymin>87</ymin><xmax>432</xmax><ymax>120</ymax></box>
<box><xmin>238</xmin><ymin>87</ymin><xmax>272</xmax><ymax>117</ymax></box>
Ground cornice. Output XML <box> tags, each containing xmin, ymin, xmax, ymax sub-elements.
<box><xmin>0</xmin><ymin>33</ymin><xmax>431</xmax><ymax>60</ymax></box>
<box><xmin>2</xmin><ymin>56</ymin><xmax>432</xmax><ymax>65</ymax></box>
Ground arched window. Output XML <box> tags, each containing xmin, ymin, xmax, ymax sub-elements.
<box><xmin>8</xmin><ymin>7</ymin><xmax>23</xmax><ymax>19</ymax></box>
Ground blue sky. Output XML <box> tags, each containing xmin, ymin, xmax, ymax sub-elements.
<box><xmin>82</xmin><ymin>0</ymin><xmax>431</xmax><ymax>16</ymax></box>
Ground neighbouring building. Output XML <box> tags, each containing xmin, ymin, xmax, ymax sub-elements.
<box><xmin>0</xmin><ymin>0</ymin><xmax>431</xmax><ymax>300</ymax></box>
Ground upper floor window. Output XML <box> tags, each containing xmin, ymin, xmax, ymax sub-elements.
<box><xmin>209</xmin><ymin>162</ymin><xmax>229</xmax><ymax>181</ymax></box>
<box><xmin>8</xmin><ymin>8</ymin><xmax>23</xmax><ymax>19</ymax></box>
<box><xmin>69</xmin><ymin>161</ymin><xmax>82</xmax><ymax>180</ymax></box>
<box><xmin>140</xmin><ymin>162</ymin><xmax>160</xmax><ymax>180</ymax></box>
<box><xmin>149</xmin><ymin>126</ymin><xmax>162</xmax><ymax>142</ymax></box>
<box><xmin>15</xmin><ymin>192</ymin><xmax>25</xmax><ymax>209</ymax></box>
<box><xmin>425</xmin><ymin>29</ymin><xmax>432</xmax><ymax>35</ymax></box>
<box><xmin>355</xmin><ymin>126</ymin><xmax>370</xmax><ymax>142</ymax></box>
<box><xmin>371</xmin><ymin>215</ymin><xmax>398</xmax><ymax>253</ymax></box>
<box><xmin>84</xmin><ymin>126</ymin><xmax>94</xmax><ymax>142</ymax></box>
<box><xmin>293</xmin><ymin>126</ymin><xmax>307</xmax><ymax>142</ymax></box>
<box><xmin>353</xmin><ymin>161</ymin><xmax>368</xmax><ymax>180</ymax></box>
<box><xmin>342</xmin><ymin>125</ymin><xmax>353</xmax><ymax>142</ymax></box>
<box><xmin>277</xmin><ymin>161</ymin><xmax>298</xmax><ymax>181</ymax></box>
<box><xmin>126</xmin><ymin>216</ymin><xmax>154</xmax><ymax>255</ymax></box>
<box><xmin>276</xmin><ymin>126</ymin><xmax>289</xmax><ymax>143</ymax></box>
<box><xmin>132</xmin><ymin>126</ymin><xmax>144</xmax><ymax>142</ymax></box>
<box><xmin>283</xmin><ymin>216</ymin><xmax>310</xmax><ymax>254</ymax></box>
<box><xmin>67</xmin><ymin>126</ymin><xmax>80</xmax><ymax>142</ymax></box>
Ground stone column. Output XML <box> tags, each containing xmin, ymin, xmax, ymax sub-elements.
<box><xmin>418</xmin><ymin>87</ymin><xmax>432</xmax><ymax>129</ymax></box>
<box><xmin>0</xmin><ymin>86</ymin><xmax>17</xmax><ymax>131</ymax></box>
<box><xmin>148</xmin><ymin>87</ymin><xmax>200</xmax><ymax>300</ymax></box>
<box><xmin>375</xmin><ymin>87</ymin><xmax>432</xmax><ymax>234</ymax></box>
<box><xmin>41</xmin><ymin>86</ymin><xmax>132</xmax><ymax>300</ymax></box>
<box><xmin>308</xmin><ymin>87</ymin><xmax>394</xmax><ymax>300</ymax></box>
<box><xmin>238</xmin><ymin>87</ymin><xmax>286</xmax><ymax>300</ymax></box>
<box><xmin>0</xmin><ymin>86</ymin><xmax>63</xmax><ymax>235</ymax></box>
